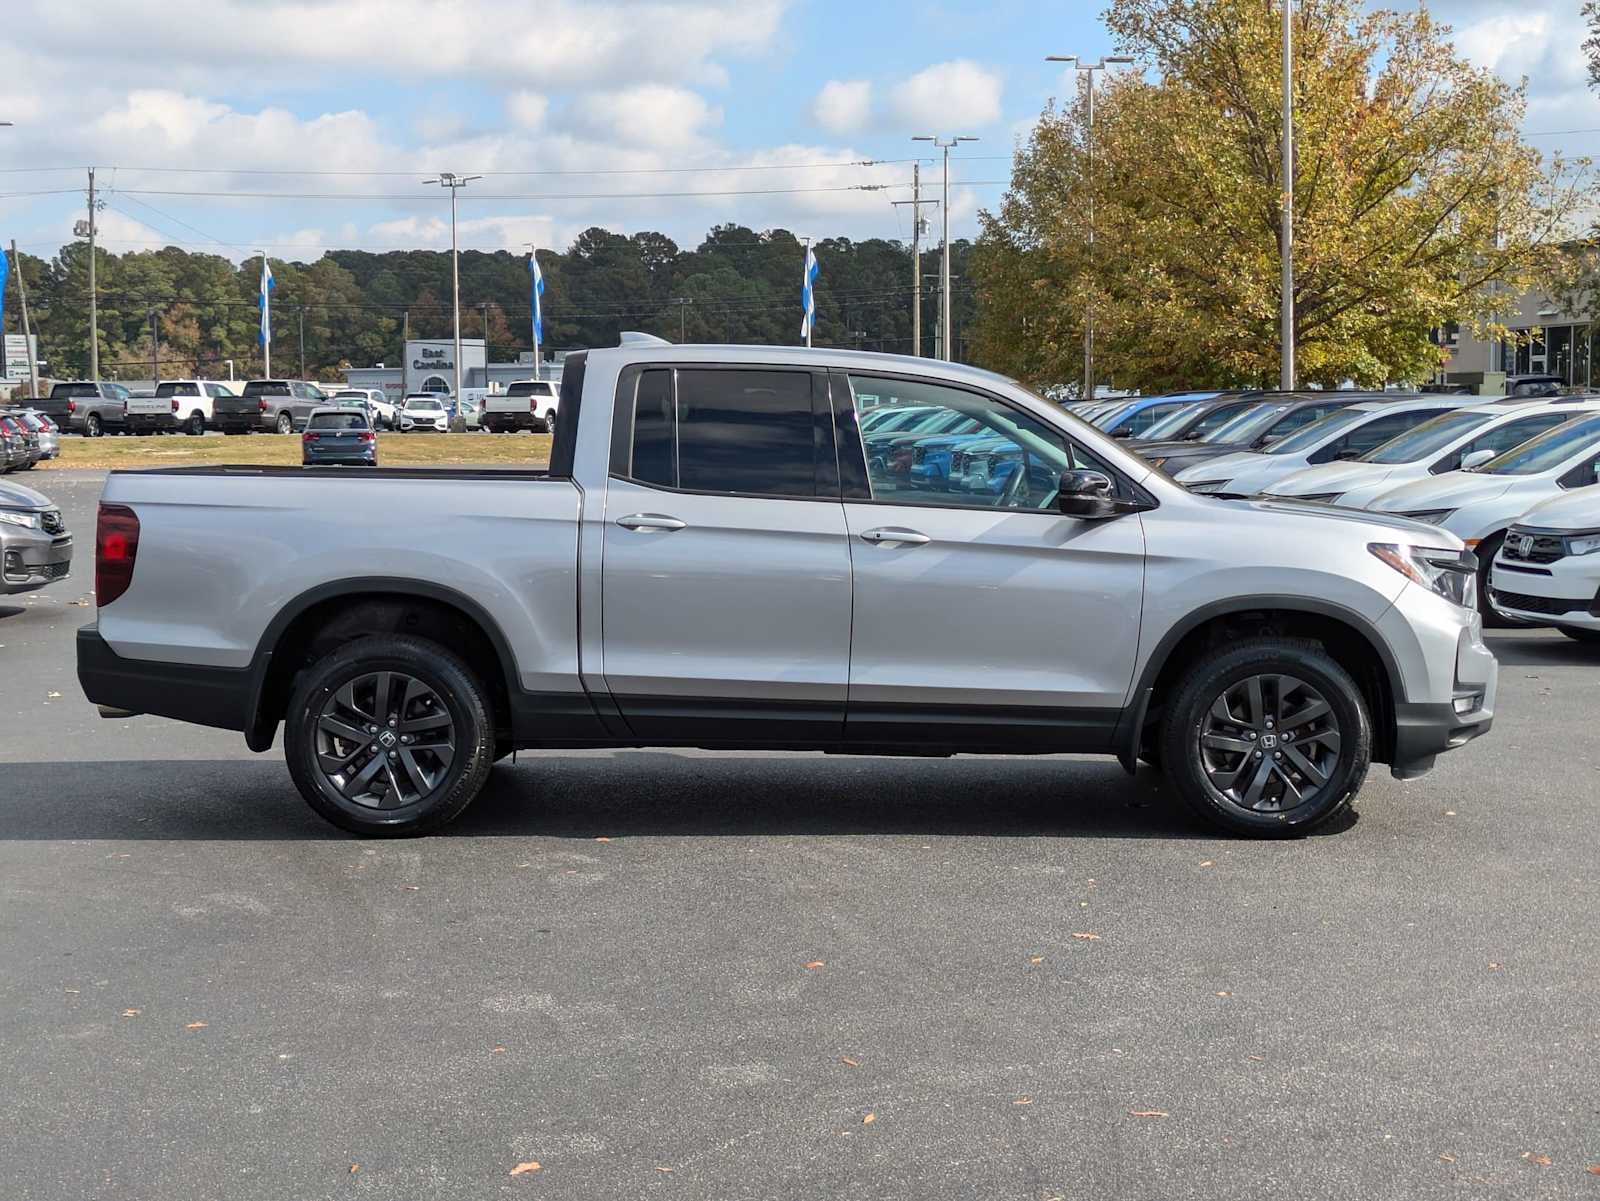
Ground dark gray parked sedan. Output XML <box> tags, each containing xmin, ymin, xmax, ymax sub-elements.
<box><xmin>301</xmin><ymin>407</ymin><xmax>377</xmax><ymax>467</ymax></box>
<box><xmin>0</xmin><ymin>476</ymin><xmax>71</xmax><ymax>594</ymax></box>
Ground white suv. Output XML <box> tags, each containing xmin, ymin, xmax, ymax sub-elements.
<box><xmin>1490</xmin><ymin>489</ymin><xmax>1600</xmax><ymax>643</ymax></box>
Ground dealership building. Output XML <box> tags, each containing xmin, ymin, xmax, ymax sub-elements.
<box><xmin>1439</xmin><ymin>282</ymin><xmax>1600</xmax><ymax>391</ymax></box>
<box><xmin>342</xmin><ymin>339</ymin><xmax>564</xmax><ymax>401</ymax></box>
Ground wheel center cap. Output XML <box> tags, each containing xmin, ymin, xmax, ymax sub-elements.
<box><xmin>379</xmin><ymin>730</ymin><xmax>398</xmax><ymax>748</ymax></box>
<box><xmin>1260</xmin><ymin>733</ymin><xmax>1278</xmax><ymax>749</ymax></box>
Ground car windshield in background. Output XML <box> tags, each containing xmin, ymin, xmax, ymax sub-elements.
<box><xmin>1263</xmin><ymin>406</ymin><xmax>1372</xmax><ymax>454</ymax></box>
<box><xmin>1479</xmin><ymin>414</ymin><xmax>1600</xmax><ymax>475</ymax></box>
<box><xmin>310</xmin><ymin>413</ymin><xmax>368</xmax><ymax>430</ymax></box>
<box><xmin>408</xmin><ymin>400</ymin><xmax>443</xmax><ymax>411</ymax></box>
<box><xmin>1360</xmin><ymin>409</ymin><xmax>1492</xmax><ymax>464</ymax></box>
<box><xmin>1200</xmin><ymin>402</ymin><xmax>1291</xmax><ymax>443</ymax></box>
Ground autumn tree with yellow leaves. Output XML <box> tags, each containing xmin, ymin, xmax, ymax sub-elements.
<box><xmin>972</xmin><ymin>0</ymin><xmax>1583</xmax><ymax>392</ymax></box>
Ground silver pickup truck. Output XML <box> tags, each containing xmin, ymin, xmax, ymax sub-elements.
<box><xmin>77</xmin><ymin>340</ymin><xmax>1497</xmax><ymax>838</ymax></box>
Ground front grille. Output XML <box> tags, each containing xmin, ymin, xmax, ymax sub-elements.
<box><xmin>912</xmin><ymin>446</ymin><xmax>927</xmax><ymax>465</ymax></box>
<box><xmin>39</xmin><ymin>561</ymin><xmax>70</xmax><ymax>580</ymax></box>
<box><xmin>1490</xmin><ymin>588</ymin><xmax>1585</xmax><ymax>616</ymax></box>
<box><xmin>1501</xmin><ymin>527</ymin><xmax>1565</xmax><ymax>564</ymax></box>
<box><xmin>40</xmin><ymin>510</ymin><xmax>63</xmax><ymax>536</ymax></box>
<box><xmin>950</xmin><ymin>451</ymin><xmax>967</xmax><ymax>471</ymax></box>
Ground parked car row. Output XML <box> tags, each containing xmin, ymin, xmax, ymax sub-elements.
<box><xmin>1048</xmin><ymin>387</ymin><xmax>1600</xmax><ymax>631</ymax></box>
<box><xmin>0</xmin><ymin>408</ymin><xmax>61</xmax><ymax>471</ymax></box>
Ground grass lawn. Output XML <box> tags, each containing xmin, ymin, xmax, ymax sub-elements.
<box><xmin>40</xmin><ymin>431</ymin><xmax>552</xmax><ymax>471</ymax></box>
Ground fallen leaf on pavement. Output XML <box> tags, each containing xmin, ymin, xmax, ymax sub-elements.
<box><xmin>862</xmin><ymin>1113</ymin><xmax>876</xmax><ymax>1124</ymax></box>
<box><xmin>349</xmin><ymin>1164</ymin><xmax>359</xmax><ymax>1174</ymax></box>
<box><xmin>1128</xmin><ymin>1110</ymin><xmax>1168</xmax><ymax>1118</ymax></box>
<box><xmin>1444</xmin><ymin>810</ymin><xmax>1457</xmax><ymax>816</ymax></box>
<box><xmin>47</xmin><ymin>691</ymin><xmax>61</xmax><ymax>698</ymax></box>
<box><xmin>121</xmin><ymin>1008</ymin><xmax>141</xmax><ymax>1017</ymax></box>
<box><xmin>1216</xmin><ymin>991</ymin><xmax>1232</xmax><ymax>998</ymax></box>
<box><xmin>1488</xmin><ymin>962</ymin><xmax>1503</xmax><ymax>971</ymax></box>
<box><xmin>804</xmin><ymin>961</ymin><xmax>825</xmax><ymax>970</ymax></box>
<box><xmin>1522</xmin><ymin>1152</ymin><xmax>1551</xmax><ymax>1167</ymax></box>
<box><xmin>1438</xmin><ymin>1154</ymin><xmax>1456</xmax><ymax>1163</ymax></box>
<box><xmin>1071</xmin><ymin>933</ymin><xmax>1101</xmax><ymax>941</ymax></box>
<box><xmin>1014</xmin><ymin>1097</ymin><xmax>1033</xmax><ymax>1106</ymax></box>
<box><xmin>656</xmin><ymin>1166</ymin><xmax>673</xmax><ymax>1173</ymax></box>
<box><xmin>509</xmin><ymin>1161</ymin><xmax>541</xmax><ymax>1176</ymax></box>
<box><xmin>185</xmin><ymin>1021</ymin><xmax>207</xmax><ymax>1030</ymax></box>
<box><xmin>1029</xmin><ymin>956</ymin><xmax>1044</xmax><ymax>964</ymax></box>
<box><xmin>594</xmin><ymin>837</ymin><xmax>612</xmax><ymax>843</ymax></box>
<box><xmin>492</xmin><ymin>1046</ymin><xmax>507</xmax><ymax>1054</ymax></box>
<box><xmin>1586</xmin><ymin>1165</ymin><xmax>1600</xmax><ymax>1176</ymax></box>
<box><xmin>840</xmin><ymin>1057</ymin><xmax>859</xmax><ymax>1067</ymax></box>
<box><xmin>400</xmin><ymin>885</ymin><xmax>420</xmax><ymax>891</ymax></box>
<box><xmin>1198</xmin><ymin>860</ymin><xmax>1214</xmax><ymax>867</ymax></box>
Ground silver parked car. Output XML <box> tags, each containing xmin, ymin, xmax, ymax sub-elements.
<box><xmin>0</xmin><ymin>476</ymin><xmax>71</xmax><ymax>594</ymax></box>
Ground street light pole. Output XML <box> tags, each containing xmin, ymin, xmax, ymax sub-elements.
<box><xmin>1279</xmin><ymin>1</ymin><xmax>1295</xmax><ymax>390</ymax></box>
<box><xmin>1045</xmin><ymin>54</ymin><xmax>1133</xmax><ymax>400</ymax></box>
<box><xmin>423</xmin><ymin>172</ymin><xmax>481</xmax><ymax>409</ymax></box>
<box><xmin>890</xmin><ymin>163</ymin><xmax>939</xmax><ymax>357</ymax></box>
<box><xmin>913</xmin><ymin>134</ymin><xmax>978</xmax><ymax>362</ymax></box>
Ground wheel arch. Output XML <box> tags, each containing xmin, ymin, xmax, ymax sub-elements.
<box><xmin>245</xmin><ymin>578</ymin><xmax>520</xmax><ymax>752</ymax></box>
<box><xmin>1120</xmin><ymin>597</ymin><xmax>1403</xmax><ymax>770</ymax></box>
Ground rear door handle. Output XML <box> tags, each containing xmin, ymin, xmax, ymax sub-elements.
<box><xmin>860</xmin><ymin>526</ymin><xmax>931</xmax><ymax>545</ymax></box>
<box><xmin>616</xmin><ymin>513</ymin><xmax>687</xmax><ymax>532</ymax></box>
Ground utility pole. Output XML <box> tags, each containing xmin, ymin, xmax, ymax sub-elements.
<box><xmin>913</xmin><ymin>135</ymin><xmax>978</xmax><ymax>361</ymax></box>
<box><xmin>669</xmin><ymin>296</ymin><xmax>692</xmax><ymax>342</ymax></box>
<box><xmin>10</xmin><ymin>241</ymin><xmax>39</xmax><ymax>399</ymax></box>
<box><xmin>890</xmin><ymin>162</ymin><xmax>939</xmax><ymax>357</ymax></box>
<box><xmin>83</xmin><ymin>168</ymin><xmax>101</xmax><ymax>381</ymax></box>
<box><xmin>298</xmin><ymin>304</ymin><xmax>306</xmax><ymax>380</ymax></box>
<box><xmin>149</xmin><ymin>308</ymin><xmax>159</xmax><ymax>385</ymax></box>
<box><xmin>422</xmin><ymin>172</ymin><xmax>481</xmax><ymax>408</ymax></box>
<box><xmin>1045</xmin><ymin>55</ymin><xmax>1133</xmax><ymax>399</ymax></box>
<box><xmin>1279</xmin><ymin>0</ymin><xmax>1295</xmax><ymax>390</ymax></box>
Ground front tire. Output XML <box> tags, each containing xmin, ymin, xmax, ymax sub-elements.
<box><xmin>284</xmin><ymin>635</ymin><xmax>494</xmax><ymax>836</ymax></box>
<box><xmin>1159</xmin><ymin>638</ymin><xmax>1371</xmax><ymax>837</ymax></box>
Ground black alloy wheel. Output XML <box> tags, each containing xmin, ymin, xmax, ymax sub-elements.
<box><xmin>187</xmin><ymin>412</ymin><xmax>206</xmax><ymax>435</ymax></box>
<box><xmin>1197</xmin><ymin>674</ymin><xmax>1341</xmax><ymax>815</ymax></box>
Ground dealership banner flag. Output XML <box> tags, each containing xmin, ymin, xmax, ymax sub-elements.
<box><xmin>529</xmin><ymin>249</ymin><xmax>544</xmax><ymax>362</ymax></box>
<box><xmin>0</xmin><ymin>246</ymin><xmax>8</xmax><ymax>336</ymax></box>
<box><xmin>800</xmin><ymin>245</ymin><xmax>818</xmax><ymax>345</ymax></box>
<box><xmin>258</xmin><ymin>256</ymin><xmax>275</xmax><ymax>346</ymax></box>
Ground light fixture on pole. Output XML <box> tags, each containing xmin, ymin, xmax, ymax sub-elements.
<box><xmin>913</xmin><ymin>134</ymin><xmax>978</xmax><ymax>362</ymax></box>
<box><xmin>423</xmin><ymin>171</ymin><xmax>481</xmax><ymax>410</ymax></box>
<box><xmin>1045</xmin><ymin>53</ymin><xmax>1133</xmax><ymax>400</ymax></box>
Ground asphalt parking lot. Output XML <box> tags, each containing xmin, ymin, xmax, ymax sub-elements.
<box><xmin>3</xmin><ymin>470</ymin><xmax>1599</xmax><ymax>1200</ymax></box>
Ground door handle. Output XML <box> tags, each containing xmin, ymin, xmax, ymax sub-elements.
<box><xmin>616</xmin><ymin>513</ymin><xmax>687</xmax><ymax>532</ymax></box>
<box><xmin>860</xmin><ymin>526</ymin><xmax>931</xmax><ymax>545</ymax></box>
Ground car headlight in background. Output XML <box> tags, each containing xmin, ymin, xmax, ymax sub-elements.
<box><xmin>1567</xmin><ymin>532</ymin><xmax>1600</xmax><ymax>556</ymax></box>
<box><xmin>0</xmin><ymin>509</ymin><xmax>41</xmax><ymax>529</ymax></box>
<box><xmin>1369</xmin><ymin>543</ymin><xmax>1477</xmax><ymax>609</ymax></box>
<box><xmin>1400</xmin><ymin>509</ymin><xmax>1453</xmax><ymax>525</ymax></box>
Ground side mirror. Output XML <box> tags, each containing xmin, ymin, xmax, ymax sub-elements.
<box><xmin>1056</xmin><ymin>469</ymin><xmax>1122</xmax><ymax>518</ymax></box>
<box><xmin>1460</xmin><ymin>448</ymin><xmax>1495</xmax><ymax>470</ymax></box>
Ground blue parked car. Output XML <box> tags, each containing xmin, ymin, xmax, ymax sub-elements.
<box><xmin>864</xmin><ymin>409</ymin><xmax>983</xmax><ymax>477</ymax></box>
<box><xmin>908</xmin><ymin>428</ymin><xmax>1008</xmax><ymax>490</ymax></box>
<box><xmin>301</xmin><ymin>406</ymin><xmax>378</xmax><ymax>467</ymax></box>
<box><xmin>1093</xmin><ymin>392</ymin><xmax>1223</xmax><ymax>440</ymax></box>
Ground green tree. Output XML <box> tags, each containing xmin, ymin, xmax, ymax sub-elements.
<box><xmin>972</xmin><ymin>0</ymin><xmax>1582</xmax><ymax>392</ymax></box>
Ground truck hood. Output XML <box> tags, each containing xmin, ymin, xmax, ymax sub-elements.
<box><xmin>1367</xmin><ymin>472</ymin><xmax>1514</xmax><ymax>514</ymax></box>
<box><xmin>1227</xmin><ymin>494</ymin><xmax>1467</xmax><ymax>548</ymax></box>
<box><xmin>0</xmin><ymin>477</ymin><xmax>51</xmax><ymax>510</ymax></box>
<box><xmin>1265</xmin><ymin>460</ymin><xmax>1393</xmax><ymax>497</ymax></box>
<box><xmin>1513</xmin><ymin>486</ymin><xmax>1600</xmax><ymax>532</ymax></box>
<box><xmin>1172</xmin><ymin>450</ymin><xmax>1267</xmax><ymax>484</ymax></box>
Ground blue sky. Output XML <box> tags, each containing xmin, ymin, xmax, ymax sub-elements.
<box><xmin>1</xmin><ymin>0</ymin><xmax>1596</xmax><ymax>263</ymax></box>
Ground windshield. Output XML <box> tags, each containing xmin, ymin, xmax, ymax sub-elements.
<box><xmin>1264</xmin><ymin>407</ymin><xmax>1374</xmax><ymax>455</ymax></box>
<box><xmin>1141</xmin><ymin>401</ymin><xmax>1242</xmax><ymax>440</ymax></box>
<box><xmin>408</xmin><ymin>399</ymin><xmax>442</xmax><ymax>410</ymax></box>
<box><xmin>1480</xmin><ymin>414</ymin><xmax>1600</xmax><ymax>475</ymax></box>
<box><xmin>1361</xmin><ymin>410</ymin><xmax>1492</xmax><ymax>464</ymax></box>
<box><xmin>1202</xmin><ymin>402</ymin><xmax>1287</xmax><ymax>443</ymax></box>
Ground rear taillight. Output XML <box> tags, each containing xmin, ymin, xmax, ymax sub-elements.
<box><xmin>259</xmin><ymin>399</ymin><xmax>269</xmax><ymax>412</ymax></box>
<box><xmin>359</xmin><ymin>431</ymin><xmax>375</xmax><ymax>443</ymax></box>
<box><xmin>303</xmin><ymin>431</ymin><xmax>319</xmax><ymax>441</ymax></box>
<box><xmin>67</xmin><ymin>400</ymin><xmax>77</xmax><ymax>414</ymax></box>
<box><xmin>95</xmin><ymin>503</ymin><xmax>140</xmax><ymax>607</ymax></box>
<box><xmin>122</xmin><ymin>401</ymin><xmax>129</xmax><ymax>416</ymax></box>
<box><xmin>530</xmin><ymin>398</ymin><xmax>539</xmax><ymax>412</ymax></box>
<box><xmin>171</xmin><ymin>398</ymin><xmax>180</xmax><ymax>413</ymax></box>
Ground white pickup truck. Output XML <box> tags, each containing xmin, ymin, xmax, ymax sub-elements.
<box><xmin>77</xmin><ymin>339</ymin><xmax>1497</xmax><ymax>838</ymax></box>
<box><xmin>481</xmin><ymin>379</ymin><xmax>558</xmax><ymax>433</ymax></box>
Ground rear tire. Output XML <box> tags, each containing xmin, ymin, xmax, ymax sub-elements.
<box><xmin>186</xmin><ymin>412</ymin><xmax>206</xmax><ymax>436</ymax></box>
<box><xmin>285</xmin><ymin>635</ymin><xmax>494</xmax><ymax>837</ymax></box>
<box><xmin>1558</xmin><ymin>625</ymin><xmax>1600</xmax><ymax>644</ymax></box>
<box><xmin>1158</xmin><ymin>638</ymin><xmax>1371</xmax><ymax>838</ymax></box>
<box><xmin>85</xmin><ymin>414</ymin><xmax>103</xmax><ymax>438</ymax></box>
<box><xmin>276</xmin><ymin>411</ymin><xmax>293</xmax><ymax>435</ymax></box>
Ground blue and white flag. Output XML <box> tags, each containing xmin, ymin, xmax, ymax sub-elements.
<box><xmin>800</xmin><ymin>245</ymin><xmax>819</xmax><ymax>343</ymax></box>
<box><xmin>529</xmin><ymin>250</ymin><xmax>545</xmax><ymax>351</ymax></box>
<box><xmin>258</xmin><ymin>256</ymin><xmax>275</xmax><ymax>347</ymax></box>
<box><xmin>0</xmin><ymin>248</ymin><xmax>9</xmax><ymax>337</ymax></box>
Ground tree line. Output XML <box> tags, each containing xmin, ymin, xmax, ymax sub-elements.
<box><xmin>1</xmin><ymin>226</ymin><xmax>977</xmax><ymax>384</ymax></box>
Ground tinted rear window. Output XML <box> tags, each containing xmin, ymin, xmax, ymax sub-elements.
<box><xmin>676</xmin><ymin>369</ymin><xmax>817</xmax><ymax>496</ymax></box>
<box><xmin>243</xmin><ymin>381</ymin><xmax>291</xmax><ymax>397</ymax></box>
<box><xmin>310</xmin><ymin>412</ymin><xmax>368</xmax><ymax>430</ymax></box>
<box><xmin>52</xmin><ymin>383</ymin><xmax>99</xmax><ymax>398</ymax></box>
<box><xmin>155</xmin><ymin>382</ymin><xmax>200</xmax><ymax>397</ymax></box>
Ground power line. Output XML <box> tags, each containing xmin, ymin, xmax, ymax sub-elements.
<box><xmin>107</xmin><ymin>182</ymin><xmax>1005</xmax><ymax>201</ymax></box>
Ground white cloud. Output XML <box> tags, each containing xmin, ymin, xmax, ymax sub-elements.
<box><xmin>812</xmin><ymin>80</ymin><xmax>873</xmax><ymax>135</ymax></box>
<box><xmin>570</xmin><ymin>85</ymin><xmax>723</xmax><ymax>150</ymax></box>
<box><xmin>890</xmin><ymin>60</ymin><xmax>1004</xmax><ymax>130</ymax></box>
<box><xmin>506</xmin><ymin>91</ymin><xmax>549</xmax><ymax>130</ymax></box>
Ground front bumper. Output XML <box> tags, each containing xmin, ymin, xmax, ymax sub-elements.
<box><xmin>1381</xmin><ymin>594</ymin><xmax>1498</xmax><ymax>778</ymax></box>
<box><xmin>1</xmin><ymin>526</ymin><xmax>72</xmax><ymax>594</ymax></box>
<box><xmin>1491</xmin><ymin>556</ymin><xmax>1600</xmax><ymax>630</ymax></box>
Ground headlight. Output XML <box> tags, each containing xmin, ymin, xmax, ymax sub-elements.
<box><xmin>0</xmin><ymin>509</ymin><xmax>41</xmax><ymax>529</ymax></box>
<box><xmin>1188</xmin><ymin>480</ymin><xmax>1233</xmax><ymax>494</ymax></box>
<box><xmin>1369</xmin><ymin>543</ymin><xmax>1476</xmax><ymax>609</ymax></box>
<box><xmin>1567</xmin><ymin>532</ymin><xmax>1600</xmax><ymax>556</ymax></box>
<box><xmin>1400</xmin><ymin>509</ymin><xmax>1453</xmax><ymax>525</ymax></box>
